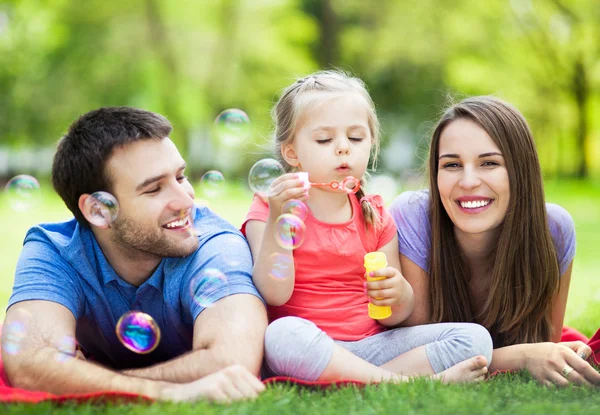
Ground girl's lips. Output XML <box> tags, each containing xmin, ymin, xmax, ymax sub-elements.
<box><xmin>455</xmin><ymin>199</ymin><xmax>494</xmax><ymax>214</ymax></box>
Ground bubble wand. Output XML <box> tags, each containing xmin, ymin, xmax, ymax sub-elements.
<box><xmin>297</xmin><ymin>172</ymin><xmax>361</xmax><ymax>194</ymax></box>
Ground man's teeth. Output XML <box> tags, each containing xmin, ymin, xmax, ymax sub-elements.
<box><xmin>460</xmin><ymin>200</ymin><xmax>490</xmax><ymax>209</ymax></box>
<box><xmin>165</xmin><ymin>218</ymin><xmax>188</xmax><ymax>228</ymax></box>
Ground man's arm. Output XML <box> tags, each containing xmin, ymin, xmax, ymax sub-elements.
<box><xmin>2</xmin><ymin>300</ymin><xmax>266</xmax><ymax>401</ymax></box>
<box><xmin>123</xmin><ymin>293</ymin><xmax>267</xmax><ymax>383</ymax></box>
<box><xmin>2</xmin><ymin>300</ymin><xmax>166</xmax><ymax>397</ymax></box>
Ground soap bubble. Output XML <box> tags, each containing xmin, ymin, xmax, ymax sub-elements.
<box><xmin>4</xmin><ymin>174</ymin><xmax>41</xmax><ymax>212</ymax></box>
<box><xmin>248</xmin><ymin>158</ymin><xmax>284</xmax><ymax>195</ymax></box>
<box><xmin>268</xmin><ymin>253</ymin><xmax>294</xmax><ymax>281</ymax></box>
<box><xmin>55</xmin><ymin>336</ymin><xmax>77</xmax><ymax>363</ymax></box>
<box><xmin>282</xmin><ymin>199</ymin><xmax>308</xmax><ymax>221</ymax></box>
<box><xmin>116</xmin><ymin>311</ymin><xmax>161</xmax><ymax>354</ymax></box>
<box><xmin>214</xmin><ymin>109</ymin><xmax>251</xmax><ymax>146</ymax></box>
<box><xmin>1</xmin><ymin>321</ymin><xmax>26</xmax><ymax>355</ymax></box>
<box><xmin>84</xmin><ymin>191</ymin><xmax>119</xmax><ymax>227</ymax></box>
<box><xmin>275</xmin><ymin>214</ymin><xmax>306</xmax><ymax>250</ymax></box>
<box><xmin>189</xmin><ymin>269</ymin><xmax>229</xmax><ymax>308</ymax></box>
<box><xmin>1</xmin><ymin>308</ymin><xmax>32</xmax><ymax>356</ymax></box>
<box><xmin>199</xmin><ymin>170</ymin><xmax>225</xmax><ymax>198</ymax></box>
<box><xmin>341</xmin><ymin>176</ymin><xmax>360</xmax><ymax>194</ymax></box>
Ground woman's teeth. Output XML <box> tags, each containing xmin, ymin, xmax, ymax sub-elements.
<box><xmin>460</xmin><ymin>200</ymin><xmax>490</xmax><ymax>209</ymax></box>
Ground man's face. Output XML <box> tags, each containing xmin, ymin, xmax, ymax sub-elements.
<box><xmin>105</xmin><ymin>138</ymin><xmax>198</xmax><ymax>259</ymax></box>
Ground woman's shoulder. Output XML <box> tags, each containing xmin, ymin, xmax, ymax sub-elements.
<box><xmin>545</xmin><ymin>202</ymin><xmax>575</xmax><ymax>236</ymax></box>
<box><xmin>545</xmin><ymin>202</ymin><xmax>576</xmax><ymax>275</ymax></box>
<box><xmin>389</xmin><ymin>190</ymin><xmax>430</xmax><ymax>218</ymax></box>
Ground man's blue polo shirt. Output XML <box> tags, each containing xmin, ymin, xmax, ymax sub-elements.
<box><xmin>7</xmin><ymin>204</ymin><xmax>263</xmax><ymax>369</ymax></box>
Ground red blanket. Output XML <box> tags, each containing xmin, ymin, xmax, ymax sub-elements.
<box><xmin>0</xmin><ymin>326</ymin><xmax>597</xmax><ymax>404</ymax></box>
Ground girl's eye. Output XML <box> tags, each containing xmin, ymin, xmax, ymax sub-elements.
<box><xmin>349</xmin><ymin>137</ymin><xmax>364</xmax><ymax>142</ymax></box>
<box><xmin>316</xmin><ymin>139</ymin><xmax>332</xmax><ymax>144</ymax></box>
<box><xmin>145</xmin><ymin>187</ymin><xmax>160</xmax><ymax>194</ymax></box>
<box><xmin>177</xmin><ymin>175</ymin><xmax>188</xmax><ymax>182</ymax></box>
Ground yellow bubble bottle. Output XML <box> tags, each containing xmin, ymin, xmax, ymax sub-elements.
<box><xmin>364</xmin><ymin>252</ymin><xmax>392</xmax><ymax>320</ymax></box>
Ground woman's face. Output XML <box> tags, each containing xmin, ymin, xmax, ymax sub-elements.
<box><xmin>437</xmin><ymin>118</ymin><xmax>510</xmax><ymax>236</ymax></box>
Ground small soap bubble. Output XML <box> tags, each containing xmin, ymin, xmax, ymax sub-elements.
<box><xmin>4</xmin><ymin>174</ymin><xmax>41</xmax><ymax>212</ymax></box>
<box><xmin>1</xmin><ymin>321</ymin><xmax>26</xmax><ymax>355</ymax></box>
<box><xmin>1</xmin><ymin>308</ymin><xmax>32</xmax><ymax>356</ymax></box>
<box><xmin>275</xmin><ymin>214</ymin><xmax>306</xmax><ymax>250</ymax></box>
<box><xmin>282</xmin><ymin>199</ymin><xmax>308</xmax><ymax>221</ymax></box>
<box><xmin>189</xmin><ymin>269</ymin><xmax>229</xmax><ymax>308</ymax></box>
<box><xmin>55</xmin><ymin>336</ymin><xmax>77</xmax><ymax>362</ymax></box>
<box><xmin>341</xmin><ymin>176</ymin><xmax>360</xmax><ymax>194</ymax></box>
<box><xmin>214</xmin><ymin>109</ymin><xmax>251</xmax><ymax>146</ymax></box>
<box><xmin>268</xmin><ymin>253</ymin><xmax>294</xmax><ymax>281</ymax></box>
<box><xmin>84</xmin><ymin>191</ymin><xmax>119</xmax><ymax>227</ymax></box>
<box><xmin>248</xmin><ymin>158</ymin><xmax>284</xmax><ymax>195</ymax></box>
<box><xmin>199</xmin><ymin>170</ymin><xmax>225</xmax><ymax>198</ymax></box>
<box><xmin>116</xmin><ymin>311</ymin><xmax>161</xmax><ymax>354</ymax></box>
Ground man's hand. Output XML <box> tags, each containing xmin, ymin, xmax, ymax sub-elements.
<box><xmin>160</xmin><ymin>364</ymin><xmax>265</xmax><ymax>403</ymax></box>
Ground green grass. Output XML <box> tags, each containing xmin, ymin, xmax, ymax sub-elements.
<box><xmin>1</xmin><ymin>179</ymin><xmax>599</xmax><ymax>414</ymax></box>
<box><xmin>4</xmin><ymin>377</ymin><xmax>600</xmax><ymax>414</ymax></box>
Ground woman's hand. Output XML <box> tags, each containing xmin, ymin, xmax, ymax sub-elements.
<box><xmin>365</xmin><ymin>267</ymin><xmax>412</xmax><ymax>307</ymax></box>
<box><xmin>265</xmin><ymin>173</ymin><xmax>309</xmax><ymax>219</ymax></box>
<box><xmin>525</xmin><ymin>341</ymin><xmax>600</xmax><ymax>387</ymax></box>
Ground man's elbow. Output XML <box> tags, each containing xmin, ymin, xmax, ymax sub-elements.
<box><xmin>2</xmin><ymin>352</ymin><xmax>39</xmax><ymax>390</ymax></box>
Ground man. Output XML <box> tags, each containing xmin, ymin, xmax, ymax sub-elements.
<box><xmin>1</xmin><ymin>107</ymin><xmax>267</xmax><ymax>403</ymax></box>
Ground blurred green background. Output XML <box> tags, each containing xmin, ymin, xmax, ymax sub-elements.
<box><xmin>0</xmin><ymin>0</ymin><xmax>599</xmax><ymax>332</ymax></box>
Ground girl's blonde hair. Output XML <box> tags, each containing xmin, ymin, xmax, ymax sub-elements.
<box><xmin>272</xmin><ymin>70</ymin><xmax>382</xmax><ymax>228</ymax></box>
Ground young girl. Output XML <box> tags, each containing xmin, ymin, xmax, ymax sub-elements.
<box><xmin>389</xmin><ymin>96</ymin><xmax>600</xmax><ymax>387</ymax></box>
<box><xmin>242</xmin><ymin>71</ymin><xmax>492</xmax><ymax>383</ymax></box>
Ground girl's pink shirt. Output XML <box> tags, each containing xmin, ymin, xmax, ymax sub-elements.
<box><xmin>241</xmin><ymin>194</ymin><xmax>396</xmax><ymax>341</ymax></box>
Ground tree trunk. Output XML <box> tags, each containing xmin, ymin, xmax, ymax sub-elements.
<box><xmin>320</xmin><ymin>0</ymin><xmax>338</xmax><ymax>67</ymax></box>
<box><xmin>572</xmin><ymin>57</ymin><xmax>589</xmax><ymax>178</ymax></box>
<box><xmin>144</xmin><ymin>0</ymin><xmax>190</xmax><ymax>153</ymax></box>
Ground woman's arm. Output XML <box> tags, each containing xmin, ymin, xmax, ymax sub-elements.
<box><xmin>550</xmin><ymin>261</ymin><xmax>573</xmax><ymax>342</ymax></box>
<box><xmin>395</xmin><ymin>254</ymin><xmax>432</xmax><ymax>326</ymax></box>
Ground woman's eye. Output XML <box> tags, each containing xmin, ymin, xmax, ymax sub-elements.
<box><xmin>482</xmin><ymin>161</ymin><xmax>499</xmax><ymax>167</ymax></box>
<box><xmin>442</xmin><ymin>163</ymin><xmax>460</xmax><ymax>169</ymax></box>
<box><xmin>316</xmin><ymin>139</ymin><xmax>332</xmax><ymax>144</ymax></box>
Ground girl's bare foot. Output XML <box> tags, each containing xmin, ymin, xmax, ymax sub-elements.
<box><xmin>433</xmin><ymin>355</ymin><xmax>488</xmax><ymax>383</ymax></box>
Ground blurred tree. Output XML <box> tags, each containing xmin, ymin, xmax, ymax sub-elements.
<box><xmin>0</xmin><ymin>0</ymin><xmax>598</xmax><ymax>180</ymax></box>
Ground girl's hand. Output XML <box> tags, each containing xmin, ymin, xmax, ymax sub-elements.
<box><xmin>526</xmin><ymin>342</ymin><xmax>600</xmax><ymax>387</ymax></box>
<box><xmin>365</xmin><ymin>267</ymin><xmax>409</xmax><ymax>306</ymax></box>
<box><xmin>265</xmin><ymin>173</ymin><xmax>309</xmax><ymax>218</ymax></box>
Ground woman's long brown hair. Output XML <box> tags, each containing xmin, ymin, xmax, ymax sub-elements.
<box><xmin>428</xmin><ymin>96</ymin><xmax>560</xmax><ymax>346</ymax></box>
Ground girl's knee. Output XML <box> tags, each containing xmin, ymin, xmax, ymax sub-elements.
<box><xmin>264</xmin><ymin>317</ymin><xmax>333</xmax><ymax>380</ymax></box>
<box><xmin>462</xmin><ymin>324</ymin><xmax>493</xmax><ymax>365</ymax></box>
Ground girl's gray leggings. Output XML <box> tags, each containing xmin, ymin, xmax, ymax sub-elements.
<box><xmin>264</xmin><ymin>316</ymin><xmax>493</xmax><ymax>381</ymax></box>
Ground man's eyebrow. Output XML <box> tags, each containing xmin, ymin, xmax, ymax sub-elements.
<box><xmin>135</xmin><ymin>163</ymin><xmax>187</xmax><ymax>191</ymax></box>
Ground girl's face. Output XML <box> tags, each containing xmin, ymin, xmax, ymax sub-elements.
<box><xmin>282</xmin><ymin>91</ymin><xmax>373</xmax><ymax>187</ymax></box>
<box><xmin>437</xmin><ymin>118</ymin><xmax>510</xmax><ymax>237</ymax></box>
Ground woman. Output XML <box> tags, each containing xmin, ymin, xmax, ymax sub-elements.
<box><xmin>389</xmin><ymin>96</ymin><xmax>600</xmax><ymax>387</ymax></box>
